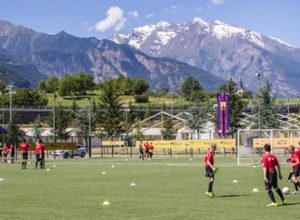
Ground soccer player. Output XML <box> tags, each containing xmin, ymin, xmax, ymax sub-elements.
<box><xmin>287</xmin><ymin>145</ymin><xmax>300</xmax><ymax>194</ymax></box>
<box><xmin>10</xmin><ymin>143</ymin><xmax>15</xmax><ymax>163</ymax></box>
<box><xmin>148</xmin><ymin>142</ymin><xmax>154</xmax><ymax>160</ymax></box>
<box><xmin>0</xmin><ymin>143</ymin><xmax>3</xmax><ymax>162</ymax></box>
<box><xmin>35</xmin><ymin>140</ymin><xmax>42</xmax><ymax>169</ymax></box>
<box><xmin>262</xmin><ymin>143</ymin><xmax>286</xmax><ymax>207</ymax></box>
<box><xmin>204</xmin><ymin>143</ymin><xmax>217</xmax><ymax>198</ymax></box>
<box><xmin>20</xmin><ymin>139</ymin><xmax>29</xmax><ymax>169</ymax></box>
<box><xmin>144</xmin><ymin>140</ymin><xmax>149</xmax><ymax>159</ymax></box>
<box><xmin>2</xmin><ymin>143</ymin><xmax>9</xmax><ymax>163</ymax></box>
<box><xmin>138</xmin><ymin>140</ymin><xmax>144</xmax><ymax>160</ymax></box>
<box><xmin>40</xmin><ymin>139</ymin><xmax>45</xmax><ymax>169</ymax></box>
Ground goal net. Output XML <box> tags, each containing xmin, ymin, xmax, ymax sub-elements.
<box><xmin>237</xmin><ymin>129</ymin><xmax>300</xmax><ymax>166</ymax></box>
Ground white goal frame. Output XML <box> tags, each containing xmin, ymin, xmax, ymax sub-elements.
<box><xmin>237</xmin><ymin>129</ymin><xmax>300</xmax><ymax>166</ymax></box>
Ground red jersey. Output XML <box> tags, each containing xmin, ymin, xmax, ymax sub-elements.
<box><xmin>148</xmin><ymin>144</ymin><xmax>154</xmax><ymax>151</ymax></box>
<box><xmin>204</xmin><ymin>150</ymin><xmax>214</xmax><ymax>166</ymax></box>
<box><xmin>21</xmin><ymin>143</ymin><xmax>29</xmax><ymax>153</ymax></box>
<box><xmin>290</xmin><ymin>152</ymin><xmax>299</xmax><ymax>168</ymax></box>
<box><xmin>296</xmin><ymin>147</ymin><xmax>300</xmax><ymax>159</ymax></box>
<box><xmin>10</xmin><ymin>145</ymin><xmax>15</xmax><ymax>152</ymax></box>
<box><xmin>40</xmin><ymin>143</ymin><xmax>45</xmax><ymax>153</ymax></box>
<box><xmin>262</xmin><ymin>153</ymin><xmax>279</xmax><ymax>172</ymax></box>
<box><xmin>144</xmin><ymin>143</ymin><xmax>149</xmax><ymax>150</ymax></box>
<box><xmin>36</xmin><ymin>144</ymin><xmax>42</xmax><ymax>154</ymax></box>
<box><xmin>3</xmin><ymin>146</ymin><xmax>9</xmax><ymax>154</ymax></box>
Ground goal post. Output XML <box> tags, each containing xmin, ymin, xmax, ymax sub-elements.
<box><xmin>237</xmin><ymin>129</ymin><xmax>300</xmax><ymax>166</ymax></box>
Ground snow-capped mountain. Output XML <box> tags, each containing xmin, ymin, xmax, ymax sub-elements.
<box><xmin>111</xmin><ymin>17</ymin><xmax>300</xmax><ymax>97</ymax></box>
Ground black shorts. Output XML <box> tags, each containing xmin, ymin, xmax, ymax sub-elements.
<box><xmin>264</xmin><ymin>171</ymin><xmax>278</xmax><ymax>190</ymax></box>
<box><xmin>3</xmin><ymin>153</ymin><xmax>8</xmax><ymax>157</ymax></box>
<box><xmin>292</xmin><ymin>167</ymin><xmax>300</xmax><ymax>177</ymax></box>
<box><xmin>22</xmin><ymin>152</ymin><xmax>28</xmax><ymax>160</ymax></box>
<box><xmin>11</xmin><ymin>152</ymin><xmax>14</xmax><ymax>157</ymax></box>
<box><xmin>36</xmin><ymin>154</ymin><xmax>41</xmax><ymax>161</ymax></box>
<box><xmin>41</xmin><ymin>152</ymin><xmax>45</xmax><ymax>160</ymax></box>
<box><xmin>139</xmin><ymin>149</ymin><xmax>144</xmax><ymax>154</ymax></box>
<box><xmin>145</xmin><ymin>149</ymin><xmax>149</xmax><ymax>153</ymax></box>
<box><xmin>205</xmin><ymin>166</ymin><xmax>214</xmax><ymax>178</ymax></box>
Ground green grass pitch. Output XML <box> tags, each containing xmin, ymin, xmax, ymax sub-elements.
<box><xmin>0</xmin><ymin>157</ymin><xmax>299</xmax><ymax>220</ymax></box>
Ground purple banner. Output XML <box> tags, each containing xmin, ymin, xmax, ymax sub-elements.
<box><xmin>217</xmin><ymin>93</ymin><xmax>230</xmax><ymax>138</ymax></box>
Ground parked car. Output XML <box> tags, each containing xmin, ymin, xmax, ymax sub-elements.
<box><xmin>51</xmin><ymin>145</ymin><xmax>86</xmax><ymax>159</ymax></box>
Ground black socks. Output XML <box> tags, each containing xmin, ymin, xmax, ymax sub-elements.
<box><xmin>268</xmin><ymin>191</ymin><xmax>276</xmax><ymax>203</ymax></box>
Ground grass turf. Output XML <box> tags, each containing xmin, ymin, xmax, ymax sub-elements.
<box><xmin>0</xmin><ymin>157</ymin><xmax>299</xmax><ymax>220</ymax></box>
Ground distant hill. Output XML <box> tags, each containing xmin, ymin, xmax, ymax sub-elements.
<box><xmin>0</xmin><ymin>19</ymin><xmax>225</xmax><ymax>91</ymax></box>
<box><xmin>0</xmin><ymin>49</ymin><xmax>46</xmax><ymax>87</ymax></box>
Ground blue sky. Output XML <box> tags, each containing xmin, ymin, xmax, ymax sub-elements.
<box><xmin>0</xmin><ymin>0</ymin><xmax>299</xmax><ymax>47</ymax></box>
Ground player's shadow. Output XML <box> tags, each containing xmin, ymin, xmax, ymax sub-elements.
<box><xmin>279</xmin><ymin>202</ymin><xmax>300</xmax><ymax>207</ymax></box>
<box><xmin>218</xmin><ymin>194</ymin><xmax>250</xmax><ymax>198</ymax></box>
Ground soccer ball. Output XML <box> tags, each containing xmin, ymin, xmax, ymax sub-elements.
<box><xmin>282</xmin><ymin>187</ymin><xmax>290</xmax><ymax>194</ymax></box>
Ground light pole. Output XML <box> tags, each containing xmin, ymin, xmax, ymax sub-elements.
<box><xmin>88</xmin><ymin>99</ymin><xmax>92</xmax><ymax>158</ymax></box>
<box><xmin>8</xmin><ymin>82</ymin><xmax>14</xmax><ymax>122</ymax></box>
<box><xmin>0</xmin><ymin>91</ymin><xmax>4</xmax><ymax>143</ymax></box>
<box><xmin>256</xmin><ymin>73</ymin><xmax>261</xmax><ymax>129</ymax></box>
<box><xmin>53</xmin><ymin>93</ymin><xmax>56</xmax><ymax>143</ymax></box>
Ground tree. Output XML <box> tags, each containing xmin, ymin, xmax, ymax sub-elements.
<box><xmin>187</xmin><ymin>106</ymin><xmax>210</xmax><ymax>140</ymax></box>
<box><xmin>98</xmin><ymin>80</ymin><xmax>123</xmax><ymax>139</ymax></box>
<box><xmin>124</xmin><ymin>102</ymin><xmax>138</xmax><ymax>134</ymax></box>
<box><xmin>0</xmin><ymin>80</ymin><xmax>6</xmax><ymax>93</ymax></box>
<box><xmin>58</xmin><ymin>73</ymin><xmax>95</xmax><ymax>96</ymax></box>
<box><xmin>46</xmin><ymin>76</ymin><xmax>59</xmax><ymax>93</ymax></box>
<box><xmin>46</xmin><ymin>104</ymin><xmax>72</xmax><ymax>140</ymax></box>
<box><xmin>132</xmin><ymin>78</ymin><xmax>149</xmax><ymax>95</ymax></box>
<box><xmin>252</xmin><ymin>81</ymin><xmax>280</xmax><ymax>129</ymax></box>
<box><xmin>218</xmin><ymin>78</ymin><xmax>244</xmax><ymax>137</ymax></box>
<box><xmin>162</xmin><ymin>117</ymin><xmax>175</xmax><ymax>140</ymax></box>
<box><xmin>38</xmin><ymin>80</ymin><xmax>46</xmax><ymax>92</ymax></box>
<box><xmin>144</xmin><ymin>104</ymin><xmax>152</xmax><ymax>119</ymax></box>
<box><xmin>7</xmin><ymin>120</ymin><xmax>24</xmax><ymax>144</ymax></box>
<box><xmin>189</xmin><ymin>90</ymin><xmax>207</xmax><ymax>103</ymax></box>
<box><xmin>181</xmin><ymin>77</ymin><xmax>203</xmax><ymax>101</ymax></box>
<box><xmin>13</xmin><ymin>89</ymin><xmax>48</xmax><ymax>106</ymax></box>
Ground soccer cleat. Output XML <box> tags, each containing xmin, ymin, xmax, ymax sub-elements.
<box><xmin>266</xmin><ymin>202</ymin><xmax>278</xmax><ymax>207</ymax></box>
<box><xmin>292</xmin><ymin>191</ymin><xmax>299</xmax><ymax>195</ymax></box>
<box><xmin>206</xmin><ymin>192</ymin><xmax>215</xmax><ymax>198</ymax></box>
<box><xmin>282</xmin><ymin>200</ymin><xmax>287</xmax><ymax>205</ymax></box>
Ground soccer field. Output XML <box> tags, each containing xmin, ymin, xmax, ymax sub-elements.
<box><xmin>0</xmin><ymin>157</ymin><xmax>299</xmax><ymax>220</ymax></box>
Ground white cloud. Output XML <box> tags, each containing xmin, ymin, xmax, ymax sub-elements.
<box><xmin>194</xmin><ymin>6</ymin><xmax>203</xmax><ymax>12</ymax></box>
<box><xmin>164</xmin><ymin>5</ymin><xmax>179</xmax><ymax>13</ymax></box>
<box><xmin>129</xmin><ymin>10</ymin><xmax>139</xmax><ymax>18</ymax></box>
<box><xmin>93</xmin><ymin>6</ymin><xmax>126</xmax><ymax>33</ymax></box>
<box><xmin>146</xmin><ymin>13</ymin><xmax>155</xmax><ymax>18</ymax></box>
<box><xmin>211</xmin><ymin>0</ymin><xmax>224</xmax><ymax>5</ymax></box>
<box><xmin>171</xmin><ymin>5</ymin><xmax>179</xmax><ymax>13</ymax></box>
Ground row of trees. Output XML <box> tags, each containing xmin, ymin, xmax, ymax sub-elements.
<box><xmin>1</xmin><ymin>72</ymin><xmax>283</xmax><ymax>141</ymax></box>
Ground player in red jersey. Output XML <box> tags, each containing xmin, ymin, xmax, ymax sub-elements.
<box><xmin>148</xmin><ymin>142</ymin><xmax>154</xmax><ymax>160</ymax></box>
<box><xmin>204</xmin><ymin>143</ymin><xmax>217</xmax><ymax>198</ymax></box>
<box><xmin>35</xmin><ymin>139</ymin><xmax>42</xmax><ymax>169</ymax></box>
<box><xmin>20</xmin><ymin>139</ymin><xmax>29</xmax><ymax>169</ymax></box>
<box><xmin>262</xmin><ymin>144</ymin><xmax>286</xmax><ymax>207</ymax></box>
<box><xmin>40</xmin><ymin>139</ymin><xmax>45</xmax><ymax>169</ymax></box>
<box><xmin>144</xmin><ymin>140</ymin><xmax>150</xmax><ymax>159</ymax></box>
<box><xmin>10</xmin><ymin>143</ymin><xmax>15</xmax><ymax>163</ymax></box>
<box><xmin>2</xmin><ymin>143</ymin><xmax>9</xmax><ymax>163</ymax></box>
<box><xmin>287</xmin><ymin>145</ymin><xmax>300</xmax><ymax>194</ymax></box>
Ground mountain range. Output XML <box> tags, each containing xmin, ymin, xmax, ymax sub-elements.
<box><xmin>0</xmin><ymin>19</ymin><xmax>224</xmax><ymax>91</ymax></box>
<box><xmin>111</xmin><ymin>17</ymin><xmax>300</xmax><ymax>97</ymax></box>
